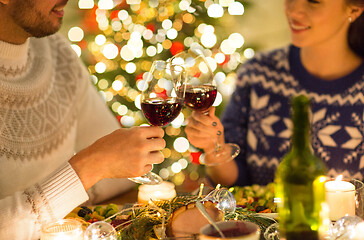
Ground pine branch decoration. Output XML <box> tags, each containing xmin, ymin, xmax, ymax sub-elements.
<box><xmin>115</xmin><ymin>195</ymin><xmax>276</xmax><ymax>240</ymax></box>
<box><xmin>116</xmin><ymin>195</ymin><xmax>199</xmax><ymax>240</ymax></box>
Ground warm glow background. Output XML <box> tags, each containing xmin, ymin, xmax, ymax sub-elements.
<box><xmin>59</xmin><ymin>0</ymin><xmax>290</xmax><ymax>191</ymax></box>
<box><xmin>61</xmin><ymin>0</ymin><xmax>290</xmax><ymax>51</ymax></box>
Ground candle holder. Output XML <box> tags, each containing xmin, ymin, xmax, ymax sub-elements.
<box><xmin>351</xmin><ymin>178</ymin><xmax>364</xmax><ymax>219</ymax></box>
<box><xmin>325</xmin><ymin>177</ymin><xmax>364</xmax><ymax>221</ymax></box>
<box><xmin>41</xmin><ymin>219</ymin><xmax>83</xmax><ymax>240</ymax></box>
<box><xmin>138</xmin><ymin>181</ymin><xmax>177</xmax><ymax>204</ymax></box>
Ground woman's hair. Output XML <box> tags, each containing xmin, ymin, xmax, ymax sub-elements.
<box><xmin>347</xmin><ymin>0</ymin><xmax>364</xmax><ymax>57</ymax></box>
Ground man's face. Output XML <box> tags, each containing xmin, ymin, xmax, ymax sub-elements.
<box><xmin>6</xmin><ymin>0</ymin><xmax>68</xmax><ymax>38</ymax></box>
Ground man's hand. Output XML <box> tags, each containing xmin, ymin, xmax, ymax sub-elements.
<box><xmin>70</xmin><ymin>126</ymin><xmax>165</xmax><ymax>190</ymax></box>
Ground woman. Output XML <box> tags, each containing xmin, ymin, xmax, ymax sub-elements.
<box><xmin>185</xmin><ymin>0</ymin><xmax>364</xmax><ymax>186</ymax></box>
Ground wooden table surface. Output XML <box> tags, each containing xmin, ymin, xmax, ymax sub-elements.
<box><xmin>101</xmin><ymin>188</ymin><xmax>139</xmax><ymax>205</ymax></box>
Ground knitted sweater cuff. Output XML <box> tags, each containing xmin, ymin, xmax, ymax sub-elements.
<box><xmin>38</xmin><ymin>163</ymin><xmax>89</xmax><ymax>219</ymax></box>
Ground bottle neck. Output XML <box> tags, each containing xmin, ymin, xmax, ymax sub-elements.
<box><xmin>291</xmin><ymin>98</ymin><xmax>311</xmax><ymax>153</ymax></box>
<box><xmin>292</xmin><ymin>120</ymin><xmax>311</xmax><ymax>152</ymax></box>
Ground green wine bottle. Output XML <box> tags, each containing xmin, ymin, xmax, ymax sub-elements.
<box><xmin>275</xmin><ymin>95</ymin><xmax>327</xmax><ymax>240</ymax></box>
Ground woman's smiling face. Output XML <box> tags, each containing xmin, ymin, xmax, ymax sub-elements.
<box><xmin>284</xmin><ymin>0</ymin><xmax>352</xmax><ymax>48</ymax></box>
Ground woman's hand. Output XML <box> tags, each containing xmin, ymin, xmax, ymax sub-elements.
<box><xmin>70</xmin><ymin>126</ymin><xmax>166</xmax><ymax>190</ymax></box>
<box><xmin>186</xmin><ymin>107</ymin><xmax>239</xmax><ymax>185</ymax></box>
<box><xmin>185</xmin><ymin>107</ymin><xmax>226</xmax><ymax>154</ymax></box>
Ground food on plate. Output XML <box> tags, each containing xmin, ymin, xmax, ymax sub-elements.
<box><xmin>65</xmin><ymin>204</ymin><xmax>120</xmax><ymax>224</ymax></box>
<box><xmin>166</xmin><ymin>200</ymin><xmax>223</xmax><ymax>237</ymax></box>
<box><xmin>229</xmin><ymin>183</ymin><xmax>277</xmax><ymax>213</ymax></box>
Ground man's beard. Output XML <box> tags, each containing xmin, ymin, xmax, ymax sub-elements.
<box><xmin>9</xmin><ymin>0</ymin><xmax>63</xmax><ymax>38</ymax></box>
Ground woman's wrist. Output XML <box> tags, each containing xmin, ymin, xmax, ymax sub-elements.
<box><xmin>203</xmin><ymin>144</ymin><xmax>235</xmax><ymax>167</ymax></box>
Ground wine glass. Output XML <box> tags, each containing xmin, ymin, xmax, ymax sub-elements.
<box><xmin>202</xmin><ymin>188</ymin><xmax>236</xmax><ymax>213</ymax></box>
<box><xmin>128</xmin><ymin>60</ymin><xmax>186</xmax><ymax>185</ymax></box>
<box><xmin>171</xmin><ymin>49</ymin><xmax>240</xmax><ymax>166</ymax></box>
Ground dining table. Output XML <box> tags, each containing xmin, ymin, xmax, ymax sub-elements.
<box><xmin>101</xmin><ymin>188</ymin><xmax>139</xmax><ymax>206</ymax></box>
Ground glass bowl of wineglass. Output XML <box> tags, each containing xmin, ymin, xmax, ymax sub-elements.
<box><xmin>129</xmin><ymin>60</ymin><xmax>186</xmax><ymax>185</ymax></box>
<box><xmin>170</xmin><ymin>49</ymin><xmax>240</xmax><ymax>166</ymax></box>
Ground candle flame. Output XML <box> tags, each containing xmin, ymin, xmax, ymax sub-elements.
<box><xmin>335</xmin><ymin>175</ymin><xmax>343</xmax><ymax>182</ymax></box>
<box><xmin>319</xmin><ymin>176</ymin><xmax>326</xmax><ymax>183</ymax></box>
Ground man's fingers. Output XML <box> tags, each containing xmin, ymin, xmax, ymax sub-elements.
<box><xmin>147</xmin><ymin>137</ymin><xmax>166</xmax><ymax>151</ymax></box>
<box><xmin>143</xmin><ymin>164</ymin><xmax>153</xmax><ymax>174</ymax></box>
<box><xmin>147</xmin><ymin>151</ymin><xmax>164</xmax><ymax>164</ymax></box>
<box><xmin>139</xmin><ymin>126</ymin><xmax>165</xmax><ymax>138</ymax></box>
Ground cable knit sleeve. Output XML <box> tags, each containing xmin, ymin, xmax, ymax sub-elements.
<box><xmin>0</xmin><ymin>163</ymin><xmax>88</xmax><ymax>240</ymax></box>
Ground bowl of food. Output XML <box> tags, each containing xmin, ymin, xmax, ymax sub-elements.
<box><xmin>200</xmin><ymin>220</ymin><xmax>260</xmax><ymax>240</ymax></box>
<box><xmin>230</xmin><ymin>183</ymin><xmax>277</xmax><ymax>218</ymax></box>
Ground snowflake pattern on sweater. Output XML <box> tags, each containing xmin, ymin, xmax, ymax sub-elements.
<box><xmin>222</xmin><ymin>45</ymin><xmax>364</xmax><ymax>186</ymax></box>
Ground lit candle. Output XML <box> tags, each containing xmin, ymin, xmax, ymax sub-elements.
<box><xmin>138</xmin><ymin>181</ymin><xmax>176</xmax><ymax>204</ymax></box>
<box><xmin>325</xmin><ymin>175</ymin><xmax>356</xmax><ymax>221</ymax></box>
<box><xmin>41</xmin><ymin>219</ymin><xmax>83</xmax><ymax>240</ymax></box>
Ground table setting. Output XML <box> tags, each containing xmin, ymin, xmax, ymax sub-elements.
<box><xmin>38</xmin><ymin>50</ymin><xmax>364</xmax><ymax>240</ymax></box>
<box><xmin>40</xmin><ymin>175</ymin><xmax>364</xmax><ymax>240</ymax></box>
<box><xmin>50</xmin><ymin>183</ymin><xmax>275</xmax><ymax>240</ymax></box>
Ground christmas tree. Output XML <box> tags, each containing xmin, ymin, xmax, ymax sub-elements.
<box><xmin>66</xmin><ymin>0</ymin><xmax>255</xmax><ymax>191</ymax></box>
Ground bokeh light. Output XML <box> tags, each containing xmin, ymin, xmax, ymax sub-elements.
<box><xmin>95</xmin><ymin>62</ymin><xmax>107</xmax><ymax>73</ymax></box>
<box><xmin>98</xmin><ymin>0</ymin><xmax>113</xmax><ymax>9</ymax></box>
<box><xmin>69</xmin><ymin>0</ymin><xmax>255</xmax><ymax>188</ymax></box>
<box><xmin>120</xmin><ymin>115</ymin><xmax>135</xmax><ymax>127</ymax></box>
<box><xmin>173</xmin><ymin>137</ymin><xmax>190</xmax><ymax>153</ymax></box>
<box><xmin>112</xmin><ymin>80</ymin><xmax>123</xmax><ymax>91</ymax></box>
<box><xmin>244</xmin><ymin>48</ymin><xmax>255</xmax><ymax>59</ymax></box>
<box><xmin>95</xmin><ymin>34</ymin><xmax>107</xmax><ymax>45</ymax></box>
<box><xmin>78</xmin><ymin>0</ymin><xmax>94</xmax><ymax>9</ymax></box>
<box><xmin>70</xmin><ymin>44</ymin><xmax>82</xmax><ymax>57</ymax></box>
<box><xmin>228</xmin><ymin>2</ymin><xmax>244</xmax><ymax>15</ymax></box>
<box><xmin>68</xmin><ymin>27</ymin><xmax>84</xmax><ymax>42</ymax></box>
<box><xmin>207</xmin><ymin>4</ymin><xmax>224</xmax><ymax>18</ymax></box>
<box><xmin>102</xmin><ymin>43</ymin><xmax>119</xmax><ymax>59</ymax></box>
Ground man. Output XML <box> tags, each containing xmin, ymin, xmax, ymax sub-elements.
<box><xmin>0</xmin><ymin>0</ymin><xmax>165</xmax><ymax>239</ymax></box>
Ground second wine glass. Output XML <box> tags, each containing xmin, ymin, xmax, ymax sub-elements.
<box><xmin>129</xmin><ymin>60</ymin><xmax>186</xmax><ymax>185</ymax></box>
<box><xmin>171</xmin><ymin>49</ymin><xmax>240</xmax><ymax>166</ymax></box>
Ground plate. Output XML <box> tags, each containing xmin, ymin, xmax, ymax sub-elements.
<box><xmin>256</xmin><ymin>213</ymin><xmax>278</xmax><ymax>219</ymax></box>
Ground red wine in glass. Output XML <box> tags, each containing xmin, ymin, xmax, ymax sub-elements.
<box><xmin>171</xmin><ymin>50</ymin><xmax>240</xmax><ymax>166</ymax></box>
<box><xmin>129</xmin><ymin>60</ymin><xmax>186</xmax><ymax>185</ymax></box>
<box><xmin>141</xmin><ymin>98</ymin><xmax>184</xmax><ymax>126</ymax></box>
<box><xmin>183</xmin><ymin>84</ymin><xmax>217</xmax><ymax>111</ymax></box>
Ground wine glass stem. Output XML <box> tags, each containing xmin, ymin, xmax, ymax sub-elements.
<box><xmin>128</xmin><ymin>169</ymin><xmax>162</xmax><ymax>185</ymax></box>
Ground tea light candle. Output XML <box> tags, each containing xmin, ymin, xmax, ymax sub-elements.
<box><xmin>325</xmin><ymin>176</ymin><xmax>355</xmax><ymax>221</ymax></box>
<box><xmin>41</xmin><ymin>219</ymin><xmax>83</xmax><ymax>240</ymax></box>
<box><xmin>138</xmin><ymin>181</ymin><xmax>176</xmax><ymax>204</ymax></box>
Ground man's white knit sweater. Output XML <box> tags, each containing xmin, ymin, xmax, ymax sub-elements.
<box><xmin>0</xmin><ymin>33</ymin><xmax>133</xmax><ymax>239</ymax></box>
